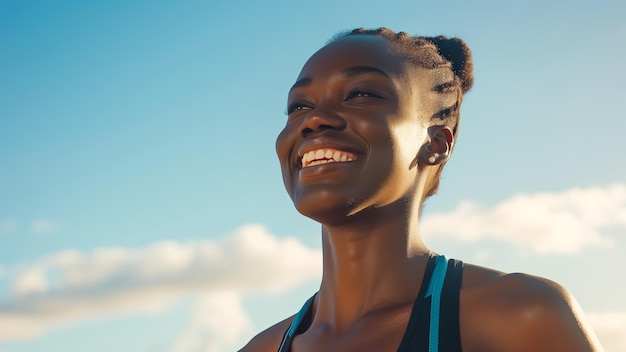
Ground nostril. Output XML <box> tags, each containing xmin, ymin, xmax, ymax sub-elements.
<box><xmin>299</xmin><ymin>111</ymin><xmax>346</xmax><ymax>137</ymax></box>
<box><xmin>301</xmin><ymin>127</ymin><xmax>314</xmax><ymax>137</ymax></box>
<box><xmin>301</xmin><ymin>124</ymin><xmax>335</xmax><ymax>137</ymax></box>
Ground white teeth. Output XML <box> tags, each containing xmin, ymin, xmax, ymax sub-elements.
<box><xmin>309</xmin><ymin>159</ymin><xmax>334</xmax><ymax>166</ymax></box>
<box><xmin>300</xmin><ymin>148</ymin><xmax>358</xmax><ymax>168</ymax></box>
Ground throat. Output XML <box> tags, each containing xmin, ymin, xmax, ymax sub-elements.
<box><xmin>316</xmin><ymin>246</ymin><xmax>431</xmax><ymax>329</ymax></box>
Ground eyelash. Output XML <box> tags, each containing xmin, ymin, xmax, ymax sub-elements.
<box><xmin>286</xmin><ymin>102</ymin><xmax>311</xmax><ymax>115</ymax></box>
<box><xmin>345</xmin><ymin>89</ymin><xmax>383</xmax><ymax>100</ymax></box>
<box><xmin>286</xmin><ymin>89</ymin><xmax>384</xmax><ymax>115</ymax></box>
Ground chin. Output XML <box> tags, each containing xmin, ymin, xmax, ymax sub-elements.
<box><xmin>293</xmin><ymin>189</ymin><xmax>360</xmax><ymax>225</ymax></box>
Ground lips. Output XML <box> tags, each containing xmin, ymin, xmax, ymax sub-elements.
<box><xmin>300</xmin><ymin>148</ymin><xmax>358</xmax><ymax>168</ymax></box>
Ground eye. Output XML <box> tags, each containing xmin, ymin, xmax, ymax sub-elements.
<box><xmin>286</xmin><ymin>101</ymin><xmax>312</xmax><ymax>115</ymax></box>
<box><xmin>345</xmin><ymin>89</ymin><xmax>384</xmax><ymax>101</ymax></box>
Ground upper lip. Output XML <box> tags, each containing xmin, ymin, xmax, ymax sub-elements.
<box><xmin>295</xmin><ymin>136</ymin><xmax>364</xmax><ymax>169</ymax></box>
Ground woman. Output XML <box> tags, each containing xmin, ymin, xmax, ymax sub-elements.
<box><xmin>241</xmin><ymin>28</ymin><xmax>603</xmax><ymax>351</ymax></box>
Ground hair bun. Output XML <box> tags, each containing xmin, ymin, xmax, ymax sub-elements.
<box><xmin>424</xmin><ymin>36</ymin><xmax>474</xmax><ymax>93</ymax></box>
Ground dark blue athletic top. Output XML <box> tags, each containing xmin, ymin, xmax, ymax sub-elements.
<box><xmin>277</xmin><ymin>255</ymin><xmax>464</xmax><ymax>352</ymax></box>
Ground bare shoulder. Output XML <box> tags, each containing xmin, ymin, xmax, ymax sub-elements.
<box><xmin>459</xmin><ymin>263</ymin><xmax>604</xmax><ymax>352</ymax></box>
<box><xmin>239</xmin><ymin>315</ymin><xmax>294</xmax><ymax>352</ymax></box>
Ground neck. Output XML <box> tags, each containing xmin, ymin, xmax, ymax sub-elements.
<box><xmin>314</xmin><ymin>198</ymin><xmax>431</xmax><ymax>331</ymax></box>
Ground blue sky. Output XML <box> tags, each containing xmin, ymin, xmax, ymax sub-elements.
<box><xmin>1</xmin><ymin>1</ymin><xmax>625</xmax><ymax>351</ymax></box>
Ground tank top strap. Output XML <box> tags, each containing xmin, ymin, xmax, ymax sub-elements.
<box><xmin>424</xmin><ymin>255</ymin><xmax>449</xmax><ymax>352</ymax></box>
<box><xmin>398</xmin><ymin>255</ymin><xmax>464</xmax><ymax>352</ymax></box>
<box><xmin>437</xmin><ymin>258</ymin><xmax>464</xmax><ymax>351</ymax></box>
<box><xmin>277</xmin><ymin>294</ymin><xmax>315</xmax><ymax>352</ymax></box>
<box><xmin>396</xmin><ymin>254</ymin><xmax>439</xmax><ymax>351</ymax></box>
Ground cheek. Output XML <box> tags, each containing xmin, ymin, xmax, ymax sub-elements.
<box><xmin>394</xmin><ymin>120</ymin><xmax>425</xmax><ymax>158</ymax></box>
<box><xmin>361</xmin><ymin>114</ymin><xmax>422</xmax><ymax>158</ymax></box>
<box><xmin>275</xmin><ymin>124</ymin><xmax>294</xmax><ymax>164</ymax></box>
<box><xmin>275</xmin><ymin>124</ymin><xmax>297</xmax><ymax>197</ymax></box>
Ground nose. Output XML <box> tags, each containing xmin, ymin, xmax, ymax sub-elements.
<box><xmin>299</xmin><ymin>109</ymin><xmax>347</xmax><ymax>138</ymax></box>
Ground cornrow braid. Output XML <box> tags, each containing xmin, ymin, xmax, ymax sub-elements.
<box><xmin>337</xmin><ymin>28</ymin><xmax>474</xmax><ymax>198</ymax></box>
<box><xmin>423</xmin><ymin>35</ymin><xmax>473</xmax><ymax>93</ymax></box>
<box><xmin>343</xmin><ymin>28</ymin><xmax>473</xmax><ymax>93</ymax></box>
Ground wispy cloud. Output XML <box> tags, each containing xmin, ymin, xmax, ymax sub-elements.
<box><xmin>0</xmin><ymin>218</ymin><xmax>61</xmax><ymax>236</ymax></box>
<box><xmin>0</xmin><ymin>224</ymin><xmax>322</xmax><ymax>348</ymax></box>
<box><xmin>29</xmin><ymin>219</ymin><xmax>58</xmax><ymax>234</ymax></box>
<box><xmin>588</xmin><ymin>310</ymin><xmax>626</xmax><ymax>352</ymax></box>
<box><xmin>422</xmin><ymin>184</ymin><xmax>626</xmax><ymax>254</ymax></box>
<box><xmin>0</xmin><ymin>218</ymin><xmax>17</xmax><ymax>235</ymax></box>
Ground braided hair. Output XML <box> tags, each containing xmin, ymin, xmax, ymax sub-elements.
<box><xmin>336</xmin><ymin>28</ymin><xmax>474</xmax><ymax>198</ymax></box>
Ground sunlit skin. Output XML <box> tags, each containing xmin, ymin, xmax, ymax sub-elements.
<box><xmin>241</xmin><ymin>35</ymin><xmax>603</xmax><ymax>352</ymax></box>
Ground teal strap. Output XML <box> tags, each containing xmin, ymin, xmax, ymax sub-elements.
<box><xmin>277</xmin><ymin>294</ymin><xmax>315</xmax><ymax>352</ymax></box>
<box><xmin>424</xmin><ymin>255</ymin><xmax>448</xmax><ymax>352</ymax></box>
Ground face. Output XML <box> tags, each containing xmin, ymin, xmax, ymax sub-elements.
<box><xmin>276</xmin><ymin>35</ymin><xmax>446</xmax><ymax>224</ymax></box>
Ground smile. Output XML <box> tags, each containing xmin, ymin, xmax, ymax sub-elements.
<box><xmin>301</xmin><ymin>148</ymin><xmax>358</xmax><ymax>168</ymax></box>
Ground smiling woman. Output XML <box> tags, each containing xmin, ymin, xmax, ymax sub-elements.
<box><xmin>240</xmin><ymin>28</ymin><xmax>604</xmax><ymax>352</ymax></box>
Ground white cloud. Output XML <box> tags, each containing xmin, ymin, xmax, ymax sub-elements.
<box><xmin>0</xmin><ymin>218</ymin><xmax>17</xmax><ymax>235</ymax></box>
<box><xmin>587</xmin><ymin>311</ymin><xmax>626</xmax><ymax>352</ymax></box>
<box><xmin>0</xmin><ymin>224</ymin><xmax>322</xmax><ymax>346</ymax></box>
<box><xmin>29</xmin><ymin>219</ymin><xmax>57</xmax><ymax>234</ymax></box>
<box><xmin>422</xmin><ymin>184</ymin><xmax>626</xmax><ymax>254</ymax></box>
<box><xmin>11</xmin><ymin>268</ymin><xmax>48</xmax><ymax>296</ymax></box>
<box><xmin>471</xmin><ymin>249</ymin><xmax>491</xmax><ymax>263</ymax></box>
<box><xmin>171</xmin><ymin>292</ymin><xmax>253</xmax><ymax>352</ymax></box>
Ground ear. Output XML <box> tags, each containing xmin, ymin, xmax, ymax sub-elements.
<box><xmin>418</xmin><ymin>126</ymin><xmax>454</xmax><ymax>166</ymax></box>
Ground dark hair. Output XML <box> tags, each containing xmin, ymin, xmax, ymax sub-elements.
<box><xmin>335</xmin><ymin>28</ymin><xmax>474</xmax><ymax>198</ymax></box>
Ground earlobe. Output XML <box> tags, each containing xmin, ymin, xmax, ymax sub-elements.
<box><xmin>418</xmin><ymin>126</ymin><xmax>454</xmax><ymax>166</ymax></box>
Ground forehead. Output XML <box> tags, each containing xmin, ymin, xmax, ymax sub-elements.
<box><xmin>297</xmin><ymin>35</ymin><xmax>408</xmax><ymax>81</ymax></box>
<box><xmin>293</xmin><ymin>35</ymin><xmax>459</xmax><ymax>120</ymax></box>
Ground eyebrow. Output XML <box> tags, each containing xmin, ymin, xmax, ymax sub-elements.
<box><xmin>342</xmin><ymin>66</ymin><xmax>391</xmax><ymax>79</ymax></box>
<box><xmin>289</xmin><ymin>77</ymin><xmax>312</xmax><ymax>92</ymax></box>
<box><xmin>289</xmin><ymin>66</ymin><xmax>391</xmax><ymax>93</ymax></box>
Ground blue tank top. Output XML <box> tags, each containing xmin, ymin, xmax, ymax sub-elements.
<box><xmin>277</xmin><ymin>255</ymin><xmax>464</xmax><ymax>352</ymax></box>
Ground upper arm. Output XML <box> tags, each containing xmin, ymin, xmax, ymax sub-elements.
<box><xmin>239</xmin><ymin>316</ymin><xmax>294</xmax><ymax>352</ymax></box>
